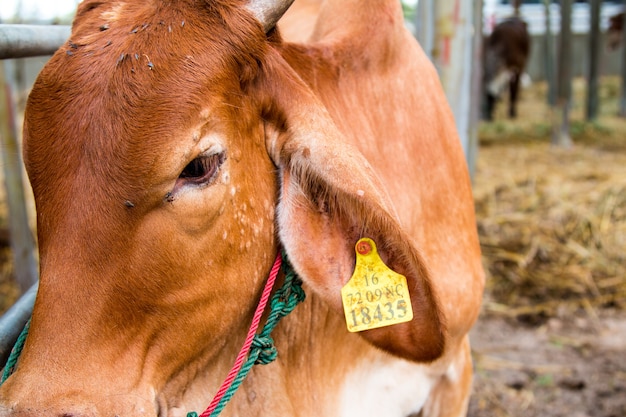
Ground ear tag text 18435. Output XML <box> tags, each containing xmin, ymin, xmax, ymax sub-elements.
<box><xmin>341</xmin><ymin>238</ymin><xmax>413</xmax><ymax>332</ymax></box>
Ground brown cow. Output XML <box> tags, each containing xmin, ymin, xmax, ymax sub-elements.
<box><xmin>483</xmin><ymin>16</ymin><xmax>531</xmax><ymax>120</ymax></box>
<box><xmin>607</xmin><ymin>12</ymin><xmax>624</xmax><ymax>50</ymax></box>
<box><xmin>0</xmin><ymin>0</ymin><xmax>484</xmax><ymax>416</ymax></box>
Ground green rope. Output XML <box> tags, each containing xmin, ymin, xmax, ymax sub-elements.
<box><xmin>1</xmin><ymin>318</ymin><xmax>30</xmax><ymax>384</ymax></box>
<box><xmin>187</xmin><ymin>252</ymin><xmax>305</xmax><ymax>417</ymax></box>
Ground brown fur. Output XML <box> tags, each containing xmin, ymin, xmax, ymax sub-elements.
<box><xmin>0</xmin><ymin>1</ymin><xmax>483</xmax><ymax>416</ymax></box>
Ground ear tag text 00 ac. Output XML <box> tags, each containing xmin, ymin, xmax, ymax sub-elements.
<box><xmin>341</xmin><ymin>238</ymin><xmax>413</xmax><ymax>332</ymax></box>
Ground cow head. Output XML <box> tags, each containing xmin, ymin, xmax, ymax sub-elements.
<box><xmin>0</xmin><ymin>0</ymin><xmax>444</xmax><ymax>415</ymax></box>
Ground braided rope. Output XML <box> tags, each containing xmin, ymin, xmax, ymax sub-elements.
<box><xmin>188</xmin><ymin>251</ymin><xmax>304</xmax><ymax>417</ymax></box>
<box><xmin>196</xmin><ymin>252</ymin><xmax>283</xmax><ymax>416</ymax></box>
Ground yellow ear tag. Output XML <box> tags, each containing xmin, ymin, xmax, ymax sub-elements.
<box><xmin>341</xmin><ymin>238</ymin><xmax>414</xmax><ymax>332</ymax></box>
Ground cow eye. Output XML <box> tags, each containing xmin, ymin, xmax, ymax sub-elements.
<box><xmin>179</xmin><ymin>152</ymin><xmax>225</xmax><ymax>185</ymax></box>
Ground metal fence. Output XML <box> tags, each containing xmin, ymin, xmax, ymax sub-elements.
<box><xmin>0</xmin><ymin>23</ymin><xmax>69</xmax><ymax>365</ymax></box>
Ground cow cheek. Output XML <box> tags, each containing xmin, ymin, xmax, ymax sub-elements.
<box><xmin>163</xmin><ymin>183</ymin><xmax>229</xmax><ymax>236</ymax></box>
<box><xmin>119</xmin><ymin>184</ymin><xmax>231</xmax><ymax>295</ymax></box>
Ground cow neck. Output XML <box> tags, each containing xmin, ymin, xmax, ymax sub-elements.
<box><xmin>187</xmin><ymin>249</ymin><xmax>305</xmax><ymax>417</ymax></box>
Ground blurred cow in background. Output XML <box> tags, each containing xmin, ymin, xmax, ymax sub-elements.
<box><xmin>607</xmin><ymin>12</ymin><xmax>624</xmax><ymax>50</ymax></box>
<box><xmin>483</xmin><ymin>16</ymin><xmax>531</xmax><ymax>120</ymax></box>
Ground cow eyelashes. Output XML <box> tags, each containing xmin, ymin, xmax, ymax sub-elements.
<box><xmin>168</xmin><ymin>151</ymin><xmax>226</xmax><ymax>202</ymax></box>
<box><xmin>178</xmin><ymin>152</ymin><xmax>226</xmax><ymax>186</ymax></box>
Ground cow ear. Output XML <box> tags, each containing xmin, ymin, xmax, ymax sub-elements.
<box><xmin>259</xmin><ymin>52</ymin><xmax>446</xmax><ymax>362</ymax></box>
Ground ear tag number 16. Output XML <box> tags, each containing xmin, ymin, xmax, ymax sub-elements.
<box><xmin>341</xmin><ymin>238</ymin><xmax>413</xmax><ymax>332</ymax></box>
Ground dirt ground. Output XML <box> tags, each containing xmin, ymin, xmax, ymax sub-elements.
<box><xmin>468</xmin><ymin>77</ymin><xmax>626</xmax><ymax>417</ymax></box>
<box><xmin>468</xmin><ymin>309</ymin><xmax>626</xmax><ymax>417</ymax></box>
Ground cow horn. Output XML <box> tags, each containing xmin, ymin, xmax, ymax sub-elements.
<box><xmin>246</xmin><ymin>0</ymin><xmax>296</xmax><ymax>33</ymax></box>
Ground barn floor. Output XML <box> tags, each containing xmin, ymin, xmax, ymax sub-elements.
<box><xmin>469</xmin><ymin>77</ymin><xmax>626</xmax><ymax>417</ymax></box>
<box><xmin>469</xmin><ymin>309</ymin><xmax>626</xmax><ymax>417</ymax></box>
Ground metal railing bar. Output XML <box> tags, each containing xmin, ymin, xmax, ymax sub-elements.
<box><xmin>0</xmin><ymin>24</ymin><xmax>70</xmax><ymax>60</ymax></box>
<box><xmin>0</xmin><ymin>283</ymin><xmax>37</xmax><ymax>367</ymax></box>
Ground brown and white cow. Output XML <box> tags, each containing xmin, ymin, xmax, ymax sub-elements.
<box><xmin>0</xmin><ymin>0</ymin><xmax>484</xmax><ymax>416</ymax></box>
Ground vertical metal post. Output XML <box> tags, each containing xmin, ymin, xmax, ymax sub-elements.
<box><xmin>586</xmin><ymin>0</ymin><xmax>601</xmax><ymax>120</ymax></box>
<box><xmin>0</xmin><ymin>62</ymin><xmax>38</xmax><ymax>294</ymax></box>
<box><xmin>432</xmin><ymin>0</ymin><xmax>477</xmax><ymax>176</ymax></box>
<box><xmin>620</xmin><ymin>0</ymin><xmax>626</xmax><ymax>117</ymax></box>
<box><xmin>544</xmin><ymin>0</ymin><xmax>556</xmax><ymax>106</ymax></box>
<box><xmin>552</xmin><ymin>0</ymin><xmax>573</xmax><ymax>147</ymax></box>
<box><xmin>415</xmin><ymin>0</ymin><xmax>436</xmax><ymax>61</ymax></box>
<box><xmin>467</xmin><ymin>0</ymin><xmax>484</xmax><ymax>181</ymax></box>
